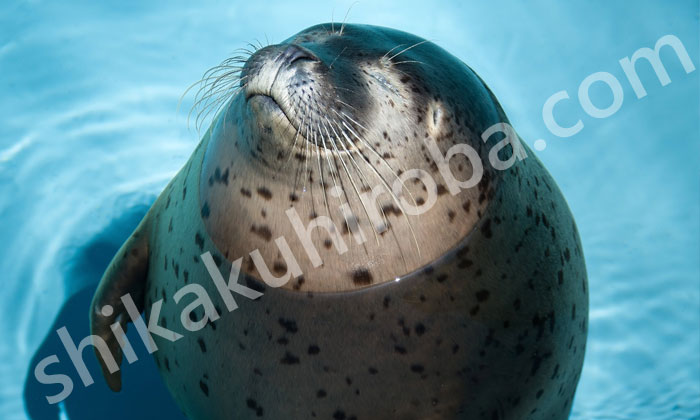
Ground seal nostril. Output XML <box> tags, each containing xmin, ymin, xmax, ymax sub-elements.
<box><xmin>281</xmin><ymin>44</ymin><xmax>316</xmax><ymax>65</ymax></box>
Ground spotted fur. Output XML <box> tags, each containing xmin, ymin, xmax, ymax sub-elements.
<box><xmin>91</xmin><ymin>23</ymin><xmax>588</xmax><ymax>420</ymax></box>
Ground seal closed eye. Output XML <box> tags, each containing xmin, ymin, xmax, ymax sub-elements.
<box><xmin>90</xmin><ymin>23</ymin><xmax>588</xmax><ymax>420</ymax></box>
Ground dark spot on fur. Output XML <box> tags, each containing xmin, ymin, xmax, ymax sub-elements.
<box><xmin>278</xmin><ymin>318</ymin><xmax>298</xmax><ymax>334</ymax></box>
<box><xmin>381</xmin><ymin>204</ymin><xmax>402</xmax><ymax>217</ymax></box>
<box><xmin>481</xmin><ymin>219</ymin><xmax>493</xmax><ymax>238</ymax></box>
<box><xmin>308</xmin><ymin>344</ymin><xmax>320</xmax><ymax>355</ymax></box>
<box><xmin>245</xmin><ymin>276</ymin><xmax>266</xmax><ymax>293</ymax></box>
<box><xmin>246</xmin><ymin>398</ymin><xmax>264</xmax><ymax>417</ymax></box>
<box><xmin>476</xmin><ymin>290</ymin><xmax>490</xmax><ymax>302</ymax></box>
<box><xmin>458</xmin><ymin>259</ymin><xmax>473</xmax><ymax>269</ymax></box>
<box><xmin>273</xmin><ymin>261</ymin><xmax>287</xmax><ymax>275</ymax></box>
<box><xmin>410</xmin><ymin>364</ymin><xmax>425</xmax><ymax>373</ymax></box>
<box><xmin>194</xmin><ymin>232</ymin><xmax>204</xmax><ymax>251</ymax></box>
<box><xmin>251</xmin><ymin>224</ymin><xmax>272</xmax><ymax>241</ymax></box>
<box><xmin>351</xmin><ymin>269</ymin><xmax>373</xmax><ymax>285</ymax></box>
<box><xmin>292</xmin><ymin>276</ymin><xmax>305</xmax><ymax>291</ymax></box>
<box><xmin>257</xmin><ymin>187</ymin><xmax>273</xmax><ymax>200</ymax></box>
<box><xmin>280</xmin><ymin>351</ymin><xmax>300</xmax><ymax>365</ymax></box>
<box><xmin>199</xmin><ymin>380</ymin><xmax>209</xmax><ymax>396</ymax></box>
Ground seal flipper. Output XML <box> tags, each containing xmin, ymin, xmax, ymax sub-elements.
<box><xmin>89</xmin><ymin>217</ymin><xmax>151</xmax><ymax>392</ymax></box>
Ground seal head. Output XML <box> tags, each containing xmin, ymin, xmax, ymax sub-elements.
<box><xmin>199</xmin><ymin>23</ymin><xmax>510</xmax><ymax>292</ymax></box>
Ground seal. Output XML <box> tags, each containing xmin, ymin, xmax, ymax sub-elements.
<box><xmin>90</xmin><ymin>23</ymin><xmax>588</xmax><ymax>419</ymax></box>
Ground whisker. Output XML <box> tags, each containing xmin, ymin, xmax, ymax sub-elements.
<box><xmin>331</xmin><ymin>8</ymin><xmax>335</xmax><ymax>34</ymax></box>
<box><xmin>388</xmin><ymin>40</ymin><xmax>430</xmax><ymax>61</ymax></box>
<box><xmin>382</xmin><ymin>44</ymin><xmax>405</xmax><ymax>60</ymax></box>
<box><xmin>301</xmin><ymin>101</ymin><xmax>313</xmax><ymax>198</ymax></box>
<box><xmin>336</xmin><ymin>110</ymin><xmax>417</xmax><ymax>208</ymax></box>
<box><xmin>393</xmin><ymin>60</ymin><xmax>426</xmax><ymax>66</ymax></box>
<box><xmin>333</xmin><ymin>97</ymin><xmax>359</xmax><ymax>112</ymax></box>
<box><xmin>284</xmin><ymin>95</ymin><xmax>309</xmax><ymax>168</ymax></box>
<box><xmin>320</xmin><ymin>119</ymin><xmax>342</xmax><ymax>191</ymax></box>
<box><xmin>322</xmin><ymin>116</ymin><xmax>371</xmax><ymax>255</ymax></box>
<box><xmin>339</xmin><ymin>2</ymin><xmax>358</xmax><ymax>36</ymax></box>
<box><xmin>319</xmin><ymin>119</ymin><xmax>352</xmax><ymax>242</ymax></box>
<box><xmin>325</xmin><ymin>115</ymin><xmax>381</xmax><ymax>245</ymax></box>
<box><xmin>332</xmin><ymin>117</ymin><xmax>407</xmax><ymax>268</ymax></box>
<box><xmin>183</xmin><ymin>46</ymin><xmax>256</xmax><ymax>134</ymax></box>
<box><xmin>335</xmin><ymin>111</ymin><xmax>421</xmax><ymax>256</ymax></box>
<box><xmin>329</xmin><ymin>47</ymin><xmax>347</xmax><ymax>69</ymax></box>
<box><xmin>313</xmin><ymin>122</ymin><xmax>334</xmax><ymax>237</ymax></box>
<box><xmin>291</xmin><ymin>98</ymin><xmax>311</xmax><ymax>197</ymax></box>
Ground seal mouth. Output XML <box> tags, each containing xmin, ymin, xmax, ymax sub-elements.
<box><xmin>246</xmin><ymin>91</ymin><xmax>327</xmax><ymax>151</ymax></box>
<box><xmin>247</xmin><ymin>93</ymin><xmax>281</xmax><ymax>109</ymax></box>
<box><xmin>246</xmin><ymin>92</ymin><xmax>297</xmax><ymax>128</ymax></box>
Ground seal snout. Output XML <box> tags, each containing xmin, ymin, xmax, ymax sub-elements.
<box><xmin>242</xmin><ymin>43</ymin><xmax>319</xmax><ymax>101</ymax></box>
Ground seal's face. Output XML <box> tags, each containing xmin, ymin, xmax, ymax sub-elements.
<box><xmin>198</xmin><ymin>24</ymin><xmax>507</xmax><ymax>292</ymax></box>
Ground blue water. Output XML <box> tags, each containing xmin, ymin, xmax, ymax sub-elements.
<box><xmin>1</xmin><ymin>1</ymin><xmax>698</xmax><ymax>419</ymax></box>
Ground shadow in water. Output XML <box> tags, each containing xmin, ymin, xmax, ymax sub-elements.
<box><xmin>23</xmin><ymin>198</ymin><xmax>187</xmax><ymax>420</ymax></box>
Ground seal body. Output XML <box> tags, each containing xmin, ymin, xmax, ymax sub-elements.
<box><xmin>91</xmin><ymin>24</ymin><xmax>588</xmax><ymax>420</ymax></box>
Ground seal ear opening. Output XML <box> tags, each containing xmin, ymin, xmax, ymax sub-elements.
<box><xmin>89</xmin><ymin>217</ymin><xmax>151</xmax><ymax>392</ymax></box>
